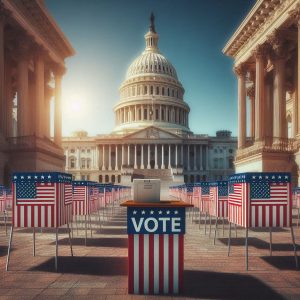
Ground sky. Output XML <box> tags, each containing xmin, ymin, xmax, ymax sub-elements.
<box><xmin>45</xmin><ymin>0</ymin><xmax>256</xmax><ymax>137</ymax></box>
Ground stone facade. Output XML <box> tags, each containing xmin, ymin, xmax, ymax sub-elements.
<box><xmin>223</xmin><ymin>0</ymin><xmax>300</xmax><ymax>185</ymax></box>
<box><xmin>0</xmin><ymin>0</ymin><xmax>74</xmax><ymax>186</ymax></box>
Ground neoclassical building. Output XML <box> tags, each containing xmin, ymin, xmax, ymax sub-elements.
<box><xmin>223</xmin><ymin>0</ymin><xmax>300</xmax><ymax>184</ymax></box>
<box><xmin>0</xmin><ymin>0</ymin><xmax>74</xmax><ymax>186</ymax></box>
<box><xmin>63</xmin><ymin>15</ymin><xmax>237</xmax><ymax>191</ymax></box>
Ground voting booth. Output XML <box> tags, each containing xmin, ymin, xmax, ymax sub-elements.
<box><xmin>121</xmin><ymin>179</ymin><xmax>192</xmax><ymax>295</ymax></box>
<box><xmin>6</xmin><ymin>172</ymin><xmax>73</xmax><ymax>271</ymax></box>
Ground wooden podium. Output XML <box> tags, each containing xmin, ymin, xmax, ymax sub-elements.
<box><xmin>121</xmin><ymin>200</ymin><xmax>192</xmax><ymax>295</ymax></box>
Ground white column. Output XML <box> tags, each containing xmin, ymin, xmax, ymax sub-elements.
<box><xmin>65</xmin><ymin>149</ymin><xmax>69</xmax><ymax>170</ymax></box>
<box><xmin>115</xmin><ymin>145</ymin><xmax>118</xmax><ymax>170</ymax></box>
<box><xmin>175</xmin><ymin>145</ymin><xmax>178</xmax><ymax>167</ymax></box>
<box><xmin>168</xmin><ymin>144</ymin><xmax>171</xmax><ymax>169</ymax></box>
<box><xmin>200</xmin><ymin>145</ymin><xmax>203</xmax><ymax>170</ymax></box>
<box><xmin>127</xmin><ymin>144</ymin><xmax>130</xmax><ymax>165</ymax></box>
<box><xmin>254</xmin><ymin>46</ymin><xmax>265</xmax><ymax>141</ymax></box>
<box><xmin>155</xmin><ymin>144</ymin><xmax>158</xmax><ymax>169</ymax></box>
<box><xmin>206</xmin><ymin>145</ymin><xmax>209</xmax><ymax>170</ymax></box>
<box><xmin>108</xmin><ymin>145</ymin><xmax>112</xmax><ymax>170</ymax></box>
<box><xmin>122</xmin><ymin>145</ymin><xmax>124</xmax><ymax>166</ymax></box>
<box><xmin>147</xmin><ymin>144</ymin><xmax>151</xmax><ymax>169</ymax></box>
<box><xmin>181</xmin><ymin>145</ymin><xmax>183</xmax><ymax>167</ymax></box>
<box><xmin>187</xmin><ymin>145</ymin><xmax>190</xmax><ymax>171</ymax></box>
<box><xmin>161</xmin><ymin>144</ymin><xmax>165</xmax><ymax>169</ymax></box>
<box><xmin>54</xmin><ymin>66</ymin><xmax>64</xmax><ymax>146</ymax></box>
<box><xmin>273</xmin><ymin>50</ymin><xmax>286</xmax><ymax>140</ymax></box>
<box><xmin>235</xmin><ymin>64</ymin><xmax>247</xmax><ymax>148</ymax></box>
<box><xmin>102</xmin><ymin>145</ymin><xmax>106</xmax><ymax>170</ymax></box>
<box><xmin>141</xmin><ymin>145</ymin><xmax>144</xmax><ymax>169</ymax></box>
<box><xmin>194</xmin><ymin>145</ymin><xmax>197</xmax><ymax>171</ymax></box>
<box><xmin>77</xmin><ymin>147</ymin><xmax>81</xmax><ymax>169</ymax></box>
<box><xmin>96</xmin><ymin>146</ymin><xmax>99</xmax><ymax>169</ymax></box>
<box><xmin>134</xmin><ymin>144</ymin><xmax>137</xmax><ymax>168</ymax></box>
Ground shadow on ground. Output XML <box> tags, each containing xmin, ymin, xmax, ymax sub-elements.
<box><xmin>218</xmin><ymin>237</ymin><xmax>299</xmax><ymax>251</ymax></box>
<box><xmin>261</xmin><ymin>256</ymin><xmax>299</xmax><ymax>270</ymax></box>
<box><xmin>29</xmin><ymin>256</ymin><xmax>127</xmax><ymax>275</ymax></box>
<box><xmin>94</xmin><ymin>227</ymin><xmax>127</xmax><ymax>235</ymax></box>
<box><xmin>50</xmin><ymin>237</ymin><xmax>128</xmax><ymax>248</ymax></box>
<box><xmin>0</xmin><ymin>245</ymin><xmax>7</xmax><ymax>257</ymax></box>
<box><xmin>182</xmin><ymin>270</ymin><xmax>284</xmax><ymax>299</ymax></box>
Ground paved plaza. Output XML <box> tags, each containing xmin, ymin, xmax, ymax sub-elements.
<box><xmin>0</xmin><ymin>206</ymin><xmax>300</xmax><ymax>300</ymax></box>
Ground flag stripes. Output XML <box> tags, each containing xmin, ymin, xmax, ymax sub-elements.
<box><xmin>128</xmin><ymin>234</ymin><xmax>183</xmax><ymax>294</ymax></box>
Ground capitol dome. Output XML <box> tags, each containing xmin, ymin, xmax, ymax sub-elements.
<box><xmin>113</xmin><ymin>13</ymin><xmax>190</xmax><ymax>135</ymax></box>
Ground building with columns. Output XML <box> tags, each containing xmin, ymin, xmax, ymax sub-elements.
<box><xmin>62</xmin><ymin>15</ymin><xmax>237</xmax><ymax>192</ymax></box>
<box><xmin>0</xmin><ymin>0</ymin><xmax>74</xmax><ymax>186</ymax></box>
<box><xmin>223</xmin><ymin>0</ymin><xmax>300</xmax><ymax>185</ymax></box>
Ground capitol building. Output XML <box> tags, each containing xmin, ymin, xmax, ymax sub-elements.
<box><xmin>62</xmin><ymin>15</ymin><xmax>237</xmax><ymax>192</ymax></box>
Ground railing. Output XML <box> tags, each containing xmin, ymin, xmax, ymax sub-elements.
<box><xmin>237</xmin><ymin>136</ymin><xmax>295</xmax><ymax>160</ymax></box>
<box><xmin>5</xmin><ymin>135</ymin><xmax>63</xmax><ymax>156</ymax></box>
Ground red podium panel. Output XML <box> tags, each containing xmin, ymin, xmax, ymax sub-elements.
<box><xmin>121</xmin><ymin>200</ymin><xmax>192</xmax><ymax>295</ymax></box>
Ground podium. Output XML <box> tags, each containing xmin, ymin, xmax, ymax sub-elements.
<box><xmin>121</xmin><ymin>200</ymin><xmax>192</xmax><ymax>295</ymax></box>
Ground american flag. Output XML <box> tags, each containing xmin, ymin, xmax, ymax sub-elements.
<box><xmin>200</xmin><ymin>184</ymin><xmax>210</xmax><ymax>214</ymax></box>
<box><xmin>228</xmin><ymin>173</ymin><xmax>291</xmax><ymax>228</ymax></box>
<box><xmin>209</xmin><ymin>181</ymin><xmax>228</xmax><ymax>218</ymax></box>
<box><xmin>13</xmin><ymin>172</ymin><xmax>73</xmax><ymax>228</ymax></box>
<box><xmin>127</xmin><ymin>207</ymin><xmax>185</xmax><ymax>294</ymax></box>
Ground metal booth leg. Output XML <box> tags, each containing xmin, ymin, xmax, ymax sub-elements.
<box><xmin>6</xmin><ymin>226</ymin><xmax>14</xmax><ymax>271</ymax></box>
<box><xmin>70</xmin><ymin>217</ymin><xmax>73</xmax><ymax>239</ymax></box>
<box><xmin>55</xmin><ymin>228</ymin><xmax>58</xmax><ymax>272</ymax></box>
<box><xmin>199</xmin><ymin>210</ymin><xmax>201</xmax><ymax>229</ymax></box>
<box><xmin>235</xmin><ymin>224</ymin><xmax>238</xmax><ymax>238</ymax></box>
<box><xmin>209</xmin><ymin>215</ymin><xmax>212</xmax><ymax>237</ymax></box>
<box><xmin>85</xmin><ymin>215</ymin><xmax>87</xmax><ymax>246</ymax></box>
<box><xmin>89</xmin><ymin>214</ymin><xmax>93</xmax><ymax>238</ymax></box>
<box><xmin>33</xmin><ymin>227</ymin><xmax>36</xmax><ymax>257</ymax></box>
<box><xmin>67</xmin><ymin>223</ymin><xmax>73</xmax><ymax>256</ymax></box>
<box><xmin>227</xmin><ymin>222</ymin><xmax>231</xmax><ymax>257</ymax></box>
<box><xmin>245</xmin><ymin>227</ymin><xmax>249</xmax><ymax>271</ymax></box>
<box><xmin>269</xmin><ymin>227</ymin><xmax>272</xmax><ymax>256</ymax></box>
<box><xmin>4</xmin><ymin>211</ymin><xmax>7</xmax><ymax>236</ymax></box>
<box><xmin>222</xmin><ymin>217</ymin><xmax>225</xmax><ymax>236</ymax></box>
<box><xmin>76</xmin><ymin>215</ymin><xmax>79</xmax><ymax>236</ymax></box>
<box><xmin>214</xmin><ymin>217</ymin><xmax>218</xmax><ymax>245</ymax></box>
<box><xmin>290</xmin><ymin>226</ymin><xmax>298</xmax><ymax>268</ymax></box>
<box><xmin>204</xmin><ymin>212</ymin><xmax>207</xmax><ymax>235</ymax></box>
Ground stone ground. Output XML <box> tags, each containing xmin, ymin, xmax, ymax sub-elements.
<box><xmin>1</xmin><ymin>205</ymin><xmax>300</xmax><ymax>300</ymax></box>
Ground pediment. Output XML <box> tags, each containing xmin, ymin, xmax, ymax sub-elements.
<box><xmin>123</xmin><ymin>126</ymin><xmax>180</xmax><ymax>140</ymax></box>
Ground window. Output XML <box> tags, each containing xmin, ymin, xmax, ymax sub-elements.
<box><xmin>229</xmin><ymin>149</ymin><xmax>233</xmax><ymax>154</ymax></box>
<box><xmin>87</xmin><ymin>149</ymin><xmax>90</xmax><ymax>153</ymax></box>
<box><xmin>162</xmin><ymin>109</ymin><xmax>165</xmax><ymax>121</ymax></box>
<box><xmin>229</xmin><ymin>157</ymin><xmax>234</xmax><ymax>169</ymax></box>
<box><xmin>144</xmin><ymin>86</ymin><xmax>147</xmax><ymax>95</ymax></box>
<box><xmin>81</xmin><ymin>149</ymin><xmax>85</xmax><ymax>153</ymax></box>
<box><xmin>167</xmin><ymin>88</ymin><xmax>170</xmax><ymax>96</ymax></box>
<box><xmin>156</xmin><ymin>86</ymin><xmax>159</xmax><ymax>95</ymax></box>
<box><xmin>112</xmin><ymin>175</ymin><xmax>115</xmax><ymax>183</ymax></box>
<box><xmin>99</xmin><ymin>175</ymin><xmax>103</xmax><ymax>183</ymax></box>
<box><xmin>81</xmin><ymin>158</ymin><xmax>85</xmax><ymax>169</ymax></box>
<box><xmin>150</xmin><ymin>86</ymin><xmax>153</xmax><ymax>95</ymax></box>
<box><xmin>105</xmin><ymin>175</ymin><xmax>109</xmax><ymax>183</ymax></box>
<box><xmin>137</xmin><ymin>86</ymin><xmax>140</xmax><ymax>95</ymax></box>
<box><xmin>70</xmin><ymin>158</ymin><xmax>76</xmax><ymax>169</ymax></box>
<box><xmin>144</xmin><ymin>109</ymin><xmax>147</xmax><ymax>120</ymax></box>
<box><xmin>70</xmin><ymin>149</ymin><xmax>75</xmax><ymax>153</ymax></box>
<box><xmin>156</xmin><ymin>109</ymin><xmax>159</xmax><ymax>120</ymax></box>
<box><xmin>162</xmin><ymin>87</ymin><xmax>165</xmax><ymax>96</ymax></box>
<box><xmin>214</xmin><ymin>149</ymin><xmax>218</xmax><ymax>154</ymax></box>
<box><xmin>86</xmin><ymin>159</ymin><xmax>91</xmax><ymax>169</ymax></box>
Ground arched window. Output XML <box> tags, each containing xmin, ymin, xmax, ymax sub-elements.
<box><xmin>167</xmin><ymin>88</ymin><xmax>170</xmax><ymax>96</ymax></box>
<box><xmin>105</xmin><ymin>175</ymin><xmax>109</xmax><ymax>183</ymax></box>
<box><xmin>161</xmin><ymin>109</ymin><xmax>165</xmax><ymax>121</ymax></box>
<box><xmin>81</xmin><ymin>158</ymin><xmax>86</xmax><ymax>169</ymax></box>
<box><xmin>156</xmin><ymin>86</ymin><xmax>159</xmax><ymax>95</ymax></box>
<box><xmin>150</xmin><ymin>86</ymin><xmax>153</xmax><ymax>95</ymax></box>
<box><xmin>70</xmin><ymin>157</ymin><xmax>76</xmax><ymax>169</ymax></box>
<box><xmin>99</xmin><ymin>175</ymin><xmax>103</xmax><ymax>183</ymax></box>
<box><xmin>112</xmin><ymin>175</ymin><xmax>115</xmax><ymax>183</ymax></box>
<box><xmin>162</xmin><ymin>87</ymin><xmax>165</xmax><ymax>96</ymax></box>
<box><xmin>86</xmin><ymin>158</ymin><xmax>91</xmax><ymax>169</ymax></box>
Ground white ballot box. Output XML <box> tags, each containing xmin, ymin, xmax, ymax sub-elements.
<box><xmin>133</xmin><ymin>179</ymin><xmax>161</xmax><ymax>202</ymax></box>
